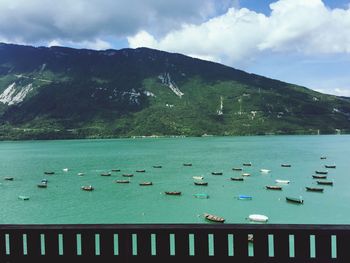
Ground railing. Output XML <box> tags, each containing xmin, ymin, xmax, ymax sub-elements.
<box><xmin>0</xmin><ymin>224</ymin><xmax>349</xmax><ymax>262</ymax></box>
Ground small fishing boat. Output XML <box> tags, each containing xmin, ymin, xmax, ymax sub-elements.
<box><xmin>111</xmin><ymin>169</ymin><xmax>121</xmax><ymax>172</ymax></box>
<box><xmin>62</xmin><ymin>168</ymin><xmax>69</xmax><ymax>172</ymax></box>
<box><xmin>194</xmin><ymin>193</ymin><xmax>209</xmax><ymax>199</ymax></box>
<box><xmin>243</xmin><ymin>162</ymin><xmax>252</xmax><ymax>166</ymax></box>
<box><xmin>275</xmin><ymin>179</ymin><xmax>290</xmax><ymax>184</ymax></box>
<box><xmin>237</xmin><ymin>195</ymin><xmax>252</xmax><ymax>200</ymax></box>
<box><xmin>266</xmin><ymin>185</ymin><xmax>282</xmax><ymax>190</ymax></box>
<box><xmin>242</xmin><ymin>173</ymin><xmax>251</xmax><ymax>177</ymax></box>
<box><xmin>211</xmin><ymin>172</ymin><xmax>223</xmax><ymax>175</ymax></box>
<box><xmin>81</xmin><ymin>185</ymin><xmax>94</xmax><ymax>191</ymax></box>
<box><xmin>183</xmin><ymin>163</ymin><xmax>192</xmax><ymax>166</ymax></box>
<box><xmin>41</xmin><ymin>179</ymin><xmax>48</xmax><ymax>183</ymax></box>
<box><xmin>320</xmin><ymin>156</ymin><xmax>327</xmax><ymax>160</ymax></box>
<box><xmin>281</xmin><ymin>164</ymin><xmax>291</xmax><ymax>167</ymax></box>
<box><xmin>77</xmin><ymin>173</ymin><xmax>84</xmax><ymax>176</ymax></box>
<box><xmin>286</xmin><ymin>196</ymin><xmax>304</xmax><ymax>204</ymax></box>
<box><xmin>194</xmin><ymin>181</ymin><xmax>208</xmax><ymax>186</ymax></box>
<box><xmin>115</xmin><ymin>180</ymin><xmax>130</xmax><ymax>184</ymax></box>
<box><xmin>44</xmin><ymin>171</ymin><xmax>54</xmax><ymax>175</ymax></box>
<box><xmin>153</xmin><ymin>165</ymin><xmax>162</xmax><ymax>168</ymax></box>
<box><xmin>232</xmin><ymin>167</ymin><xmax>243</xmax><ymax>171</ymax></box>
<box><xmin>18</xmin><ymin>195</ymin><xmax>30</xmax><ymax>200</ymax></box>
<box><xmin>315</xmin><ymin>170</ymin><xmax>328</xmax><ymax>175</ymax></box>
<box><xmin>204</xmin><ymin>213</ymin><xmax>225</xmax><ymax>223</ymax></box>
<box><xmin>122</xmin><ymin>174</ymin><xmax>134</xmax><ymax>177</ymax></box>
<box><xmin>317</xmin><ymin>180</ymin><xmax>333</xmax><ymax>186</ymax></box>
<box><xmin>248</xmin><ymin>214</ymin><xmax>268</xmax><ymax>222</ymax></box>
<box><xmin>37</xmin><ymin>183</ymin><xmax>47</xmax><ymax>188</ymax></box>
<box><xmin>136</xmin><ymin>169</ymin><xmax>146</xmax><ymax>173</ymax></box>
<box><xmin>260</xmin><ymin>169</ymin><xmax>271</xmax><ymax>173</ymax></box>
<box><xmin>100</xmin><ymin>172</ymin><xmax>111</xmax><ymax>176</ymax></box>
<box><xmin>306</xmin><ymin>187</ymin><xmax>324</xmax><ymax>192</ymax></box>
<box><xmin>139</xmin><ymin>182</ymin><xmax>153</xmax><ymax>186</ymax></box>
<box><xmin>312</xmin><ymin>175</ymin><xmax>327</xmax><ymax>179</ymax></box>
<box><xmin>193</xmin><ymin>176</ymin><xmax>204</xmax><ymax>180</ymax></box>
<box><xmin>325</xmin><ymin>165</ymin><xmax>336</xmax><ymax>169</ymax></box>
<box><xmin>165</xmin><ymin>191</ymin><xmax>182</xmax><ymax>195</ymax></box>
<box><xmin>4</xmin><ymin>177</ymin><xmax>14</xmax><ymax>181</ymax></box>
<box><xmin>231</xmin><ymin>177</ymin><xmax>244</xmax><ymax>181</ymax></box>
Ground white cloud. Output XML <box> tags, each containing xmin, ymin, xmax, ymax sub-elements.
<box><xmin>128</xmin><ymin>0</ymin><xmax>350</xmax><ymax>64</ymax></box>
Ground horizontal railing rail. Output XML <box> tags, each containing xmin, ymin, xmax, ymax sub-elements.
<box><xmin>0</xmin><ymin>224</ymin><xmax>349</xmax><ymax>263</ymax></box>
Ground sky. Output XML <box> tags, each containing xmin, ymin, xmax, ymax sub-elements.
<box><xmin>0</xmin><ymin>0</ymin><xmax>350</xmax><ymax>96</ymax></box>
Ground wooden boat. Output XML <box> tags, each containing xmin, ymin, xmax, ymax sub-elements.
<box><xmin>306</xmin><ymin>187</ymin><xmax>324</xmax><ymax>192</ymax></box>
<box><xmin>243</xmin><ymin>162</ymin><xmax>252</xmax><ymax>166</ymax></box>
<box><xmin>193</xmin><ymin>176</ymin><xmax>204</xmax><ymax>180</ymax></box>
<box><xmin>320</xmin><ymin>156</ymin><xmax>327</xmax><ymax>160</ymax></box>
<box><xmin>317</xmin><ymin>180</ymin><xmax>333</xmax><ymax>186</ymax></box>
<box><xmin>237</xmin><ymin>195</ymin><xmax>252</xmax><ymax>200</ymax></box>
<box><xmin>266</xmin><ymin>185</ymin><xmax>282</xmax><ymax>190</ymax></box>
<box><xmin>248</xmin><ymin>214</ymin><xmax>268</xmax><ymax>222</ymax></box>
<box><xmin>211</xmin><ymin>172</ymin><xmax>223</xmax><ymax>175</ymax></box>
<box><xmin>260</xmin><ymin>169</ymin><xmax>271</xmax><ymax>173</ymax></box>
<box><xmin>139</xmin><ymin>182</ymin><xmax>153</xmax><ymax>186</ymax></box>
<box><xmin>242</xmin><ymin>173</ymin><xmax>251</xmax><ymax>177</ymax></box>
<box><xmin>315</xmin><ymin>170</ymin><xmax>328</xmax><ymax>175</ymax></box>
<box><xmin>194</xmin><ymin>181</ymin><xmax>208</xmax><ymax>186</ymax></box>
<box><xmin>100</xmin><ymin>172</ymin><xmax>111</xmax><ymax>176</ymax></box>
<box><xmin>286</xmin><ymin>196</ymin><xmax>304</xmax><ymax>204</ymax></box>
<box><xmin>275</xmin><ymin>179</ymin><xmax>290</xmax><ymax>184</ymax></box>
<box><xmin>194</xmin><ymin>193</ymin><xmax>209</xmax><ymax>199</ymax></box>
<box><xmin>204</xmin><ymin>213</ymin><xmax>225</xmax><ymax>223</ymax></box>
<box><xmin>136</xmin><ymin>169</ymin><xmax>146</xmax><ymax>173</ymax></box>
<box><xmin>18</xmin><ymin>195</ymin><xmax>30</xmax><ymax>200</ymax></box>
<box><xmin>81</xmin><ymin>185</ymin><xmax>94</xmax><ymax>191</ymax></box>
<box><xmin>325</xmin><ymin>165</ymin><xmax>336</xmax><ymax>169</ymax></box>
<box><xmin>281</xmin><ymin>164</ymin><xmax>291</xmax><ymax>167</ymax></box>
<box><xmin>232</xmin><ymin>167</ymin><xmax>243</xmax><ymax>171</ymax></box>
<box><xmin>165</xmin><ymin>191</ymin><xmax>182</xmax><ymax>195</ymax></box>
<box><xmin>37</xmin><ymin>183</ymin><xmax>47</xmax><ymax>188</ymax></box>
<box><xmin>122</xmin><ymin>174</ymin><xmax>134</xmax><ymax>177</ymax></box>
<box><xmin>153</xmin><ymin>165</ymin><xmax>162</xmax><ymax>168</ymax></box>
<box><xmin>312</xmin><ymin>175</ymin><xmax>327</xmax><ymax>179</ymax></box>
<box><xmin>111</xmin><ymin>169</ymin><xmax>121</xmax><ymax>172</ymax></box>
<box><xmin>44</xmin><ymin>171</ymin><xmax>54</xmax><ymax>175</ymax></box>
<box><xmin>115</xmin><ymin>180</ymin><xmax>130</xmax><ymax>184</ymax></box>
<box><xmin>231</xmin><ymin>177</ymin><xmax>244</xmax><ymax>181</ymax></box>
<box><xmin>4</xmin><ymin>177</ymin><xmax>14</xmax><ymax>181</ymax></box>
<box><xmin>183</xmin><ymin>163</ymin><xmax>192</xmax><ymax>166</ymax></box>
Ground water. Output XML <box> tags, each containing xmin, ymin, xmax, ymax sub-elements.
<box><xmin>0</xmin><ymin>135</ymin><xmax>349</xmax><ymax>224</ymax></box>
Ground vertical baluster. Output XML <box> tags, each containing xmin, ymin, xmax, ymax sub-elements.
<box><xmin>213</xmin><ymin>230</ymin><xmax>228</xmax><ymax>259</ymax></box>
<box><xmin>193</xmin><ymin>230</ymin><xmax>209</xmax><ymax>259</ymax></box>
<box><xmin>98</xmin><ymin>230</ymin><xmax>114</xmax><ymax>259</ymax></box>
<box><xmin>80</xmin><ymin>230</ymin><xmax>96</xmax><ymax>258</ymax></box>
<box><xmin>154</xmin><ymin>230</ymin><xmax>170</xmax><ymax>258</ymax></box>
<box><xmin>233</xmin><ymin>231</ymin><xmax>249</xmax><ymax>261</ymax></box>
<box><xmin>336</xmin><ymin>230</ymin><xmax>350</xmax><ymax>262</ymax></box>
<box><xmin>315</xmin><ymin>231</ymin><xmax>332</xmax><ymax>260</ymax></box>
<box><xmin>42</xmin><ymin>230</ymin><xmax>59</xmax><ymax>258</ymax></box>
<box><xmin>174</xmin><ymin>230</ymin><xmax>189</xmax><ymax>259</ymax></box>
<box><xmin>135</xmin><ymin>230</ymin><xmax>152</xmax><ymax>258</ymax></box>
<box><xmin>294</xmin><ymin>230</ymin><xmax>310</xmax><ymax>261</ymax></box>
<box><xmin>62</xmin><ymin>230</ymin><xmax>78</xmax><ymax>258</ymax></box>
<box><xmin>253</xmin><ymin>230</ymin><xmax>269</xmax><ymax>260</ymax></box>
<box><xmin>8</xmin><ymin>230</ymin><xmax>23</xmax><ymax>258</ymax></box>
<box><xmin>0</xmin><ymin>230</ymin><xmax>7</xmax><ymax>258</ymax></box>
<box><xmin>26</xmin><ymin>230</ymin><xmax>41</xmax><ymax>258</ymax></box>
<box><xmin>274</xmin><ymin>230</ymin><xmax>290</xmax><ymax>260</ymax></box>
<box><xmin>117</xmin><ymin>229</ymin><xmax>132</xmax><ymax>261</ymax></box>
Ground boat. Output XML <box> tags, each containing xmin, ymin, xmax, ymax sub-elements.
<box><xmin>115</xmin><ymin>180</ymin><xmax>130</xmax><ymax>184</ymax></box>
<box><xmin>18</xmin><ymin>195</ymin><xmax>30</xmax><ymax>200</ymax></box>
<box><xmin>325</xmin><ymin>165</ymin><xmax>336</xmax><ymax>169</ymax></box>
<box><xmin>4</xmin><ymin>177</ymin><xmax>14</xmax><ymax>181</ymax></box>
<box><xmin>44</xmin><ymin>171</ymin><xmax>54</xmax><ymax>175</ymax></box>
<box><xmin>266</xmin><ymin>185</ymin><xmax>282</xmax><ymax>190</ymax></box>
<box><xmin>136</xmin><ymin>169</ymin><xmax>146</xmax><ymax>173</ymax></box>
<box><xmin>165</xmin><ymin>191</ymin><xmax>182</xmax><ymax>195</ymax></box>
<box><xmin>286</xmin><ymin>196</ymin><xmax>304</xmax><ymax>204</ymax></box>
<box><xmin>111</xmin><ymin>169</ymin><xmax>121</xmax><ymax>172</ymax></box>
<box><xmin>248</xmin><ymin>214</ymin><xmax>268</xmax><ymax>222</ymax></box>
<box><xmin>204</xmin><ymin>213</ymin><xmax>225</xmax><ymax>223</ymax></box>
<box><xmin>139</xmin><ymin>182</ymin><xmax>153</xmax><ymax>186</ymax></box>
<box><xmin>194</xmin><ymin>193</ymin><xmax>209</xmax><ymax>199</ymax></box>
<box><xmin>153</xmin><ymin>165</ymin><xmax>162</xmax><ymax>168</ymax></box>
<box><xmin>260</xmin><ymin>169</ymin><xmax>271</xmax><ymax>173</ymax></box>
<box><xmin>122</xmin><ymin>174</ymin><xmax>134</xmax><ymax>177</ymax></box>
<box><xmin>41</xmin><ymin>179</ymin><xmax>48</xmax><ymax>183</ymax></box>
<box><xmin>312</xmin><ymin>175</ymin><xmax>327</xmax><ymax>179</ymax></box>
<box><xmin>231</xmin><ymin>177</ymin><xmax>244</xmax><ymax>181</ymax></box>
<box><xmin>193</xmin><ymin>176</ymin><xmax>204</xmax><ymax>180</ymax></box>
<box><xmin>183</xmin><ymin>163</ymin><xmax>192</xmax><ymax>166</ymax></box>
<box><xmin>320</xmin><ymin>156</ymin><xmax>327</xmax><ymax>160</ymax></box>
<box><xmin>275</xmin><ymin>179</ymin><xmax>290</xmax><ymax>184</ymax></box>
<box><xmin>306</xmin><ymin>187</ymin><xmax>324</xmax><ymax>192</ymax></box>
<box><xmin>237</xmin><ymin>195</ymin><xmax>252</xmax><ymax>200</ymax></box>
<box><xmin>211</xmin><ymin>172</ymin><xmax>223</xmax><ymax>175</ymax></box>
<box><xmin>81</xmin><ymin>185</ymin><xmax>94</xmax><ymax>191</ymax></box>
<box><xmin>194</xmin><ymin>181</ymin><xmax>208</xmax><ymax>186</ymax></box>
<box><xmin>242</xmin><ymin>173</ymin><xmax>251</xmax><ymax>177</ymax></box>
<box><xmin>317</xmin><ymin>180</ymin><xmax>333</xmax><ymax>186</ymax></box>
<box><xmin>77</xmin><ymin>173</ymin><xmax>84</xmax><ymax>176</ymax></box>
<box><xmin>62</xmin><ymin>168</ymin><xmax>69</xmax><ymax>172</ymax></box>
<box><xmin>281</xmin><ymin>164</ymin><xmax>291</xmax><ymax>167</ymax></box>
<box><xmin>232</xmin><ymin>167</ymin><xmax>243</xmax><ymax>171</ymax></box>
<box><xmin>100</xmin><ymin>172</ymin><xmax>111</xmax><ymax>176</ymax></box>
<box><xmin>37</xmin><ymin>183</ymin><xmax>47</xmax><ymax>188</ymax></box>
<box><xmin>243</xmin><ymin>162</ymin><xmax>252</xmax><ymax>166</ymax></box>
<box><xmin>315</xmin><ymin>170</ymin><xmax>328</xmax><ymax>175</ymax></box>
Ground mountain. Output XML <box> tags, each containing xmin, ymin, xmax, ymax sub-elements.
<box><xmin>0</xmin><ymin>42</ymin><xmax>349</xmax><ymax>140</ymax></box>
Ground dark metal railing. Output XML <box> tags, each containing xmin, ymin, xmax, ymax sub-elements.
<box><xmin>0</xmin><ymin>224</ymin><xmax>349</xmax><ymax>262</ymax></box>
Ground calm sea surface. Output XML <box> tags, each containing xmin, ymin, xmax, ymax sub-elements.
<box><xmin>0</xmin><ymin>135</ymin><xmax>349</xmax><ymax>224</ymax></box>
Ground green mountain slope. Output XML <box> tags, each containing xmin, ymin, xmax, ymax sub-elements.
<box><xmin>0</xmin><ymin>43</ymin><xmax>349</xmax><ymax>139</ymax></box>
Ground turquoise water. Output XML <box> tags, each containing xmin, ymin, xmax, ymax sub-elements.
<box><xmin>0</xmin><ymin>135</ymin><xmax>349</xmax><ymax>224</ymax></box>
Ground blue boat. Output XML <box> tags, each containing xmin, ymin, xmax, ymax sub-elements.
<box><xmin>237</xmin><ymin>195</ymin><xmax>253</xmax><ymax>200</ymax></box>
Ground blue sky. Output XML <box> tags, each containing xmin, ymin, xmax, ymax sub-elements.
<box><xmin>0</xmin><ymin>0</ymin><xmax>350</xmax><ymax>96</ymax></box>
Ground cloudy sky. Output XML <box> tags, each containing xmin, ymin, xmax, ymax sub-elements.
<box><xmin>1</xmin><ymin>0</ymin><xmax>350</xmax><ymax>96</ymax></box>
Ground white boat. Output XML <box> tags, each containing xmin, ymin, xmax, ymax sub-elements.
<box><xmin>193</xmin><ymin>176</ymin><xmax>204</xmax><ymax>180</ymax></box>
<box><xmin>63</xmin><ymin>168</ymin><xmax>69</xmax><ymax>172</ymax></box>
<box><xmin>18</xmin><ymin>195</ymin><xmax>30</xmax><ymax>200</ymax></box>
<box><xmin>275</xmin><ymin>179</ymin><xmax>290</xmax><ymax>184</ymax></box>
<box><xmin>248</xmin><ymin>214</ymin><xmax>268</xmax><ymax>222</ymax></box>
<box><xmin>77</xmin><ymin>172</ymin><xmax>84</xmax><ymax>176</ymax></box>
<box><xmin>260</xmin><ymin>169</ymin><xmax>271</xmax><ymax>173</ymax></box>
